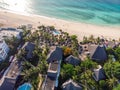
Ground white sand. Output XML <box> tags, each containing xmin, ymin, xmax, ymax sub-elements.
<box><xmin>0</xmin><ymin>10</ymin><xmax>120</xmax><ymax>41</ymax></box>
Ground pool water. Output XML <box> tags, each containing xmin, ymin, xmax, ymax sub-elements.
<box><xmin>53</xmin><ymin>30</ymin><xmax>60</xmax><ymax>35</ymax></box>
<box><xmin>18</xmin><ymin>83</ymin><xmax>32</xmax><ymax>90</ymax></box>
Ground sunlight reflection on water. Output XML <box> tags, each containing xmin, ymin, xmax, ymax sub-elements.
<box><xmin>1</xmin><ymin>0</ymin><xmax>29</xmax><ymax>13</ymax></box>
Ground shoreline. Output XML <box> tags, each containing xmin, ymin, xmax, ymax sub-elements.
<box><xmin>0</xmin><ymin>9</ymin><xmax>120</xmax><ymax>41</ymax></box>
<box><xmin>1</xmin><ymin>9</ymin><xmax>120</xmax><ymax>28</ymax></box>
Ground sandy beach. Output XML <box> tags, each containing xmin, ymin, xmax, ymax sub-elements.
<box><xmin>0</xmin><ymin>10</ymin><xmax>120</xmax><ymax>41</ymax></box>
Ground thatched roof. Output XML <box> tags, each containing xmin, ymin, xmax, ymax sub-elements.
<box><xmin>65</xmin><ymin>55</ymin><xmax>80</xmax><ymax>66</ymax></box>
<box><xmin>25</xmin><ymin>42</ymin><xmax>35</xmax><ymax>59</ymax></box>
<box><xmin>47</xmin><ymin>47</ymin><xmax>63</xmax><ymax>63</ymax></box>
<box><xmin>88</xmin><ymin>45</ymin><xmax>107</xmax><ymax>62</ymax></box>
<box><xmin>62</xmin><ymin>79</ymin><xmax>82</xmax><ymax>90</ymax></box>
<box><xmin>93</xmin><ymin>65</ymin><xmax>106</xmax><ymax>81</ymax></box>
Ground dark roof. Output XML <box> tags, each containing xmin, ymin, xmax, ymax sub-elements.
<box><xmin>47</xmin><ymin>47</ymin><xmax>63</xmax><ymax>63</ymax></box>
<box><xmin>25</xmin><ymin>42</ymin><xmax>35</xmax><ymax>59</ymax></box>
<box><xmin>62</xmin><ymin>79</ymin><xmax>82</xmax><ymax>90</ymax></box>
<box><xmin>88</xmin><ymin>45</ymin><xmax>98</xmax><ymax>58</ymax></box>
<box><xmin>93</xmin><ymin>67</ymin><xmax>106</xmax><ymax>81</ymax></box>
<box><xmin>88</xmin><ymin>45</ymin><xmax>107</xmax><ymax>62</ymax></box>
<box><xmin>49</xmin><ymin>61</ymin><xmax>59</xmax><ymax>71</ymax></box>
<box><xmin>0</xmin><ymin>78</ymin><xmax>16</xmax><ymax>90</ymax></box>
<box><xmin>42</xmin><ymin>61</ymin><xmax>60</xmax><ymax>90</ymax></box>
<box><xmin>65</xmin><ymin>55</ymin><xmax>80</xmax><ymax>66</ymax></box>
<box><xmin>43</xmin><ymin>76</ymin><xmax>56</xmax><ymax>90</ymax></box>
<box><xmin>47</xmin><ymin>61</ymin><xmax>59</xmax><ymax>78</ymax></box>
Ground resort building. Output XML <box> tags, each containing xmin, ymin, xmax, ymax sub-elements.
<box><xmin>93</xmin><ymin>65</ymin><xmax>106</xmax><ymax>81</ymax></box>
<box><xmin>0</xmin><ymin>28</ymin><xmax>23</xmax><ymax>40</ymax></box>
<box><xmin>87</xmin><ymin>45</ymin><xmax>107</xmax><ymax>62</ymax></box>
<box><xmin>42</xmin><ymin>60</ymin><xmax>61</xmax><ymax>90</ymax></box>
<box><xmin>65</xmin><ymin>55</ymin><xmax>80</xmax><ymax>66</ymax></box>
<box><xmin>47</xmin><ymin>47</ymin><xmax>63</xmax><ymax>63</ymax></box>
<box><xmin>81</xmin><ymin>44</ymin><xmax>107</xmax><ymax>62</ymax></box>
<box><xmin>62</xmin><ymin>79</ymin><xmax>82</xmax><ymax>90</ymax></box>
<box><xmin>42</xmin><ymin>47</ymin><xmax>63</xmax><ymax>90</ymax></box>
<box><xmin>0</xmin><ymin>78</ymin><xmax>16</xmax><ymax>90</ymax></box>
<box><xmin>0</xmin><ymin>40</ymin><xmax>9</xmax><ymax>61</ymax></box>
<box><xmin>24</xmin><ymin>42</ymin><xmax>35</xmax><ymax>59</ymax></box>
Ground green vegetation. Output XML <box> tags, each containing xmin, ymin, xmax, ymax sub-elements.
<box><xmin>17</xmin><ymin>30</ymin><xmax>49</xmax><ymax>90</ymax></box>
<box><xmin>0</xmin><ymin>61</ymin><xmax>10</xmax><ymax>71</ymax></box>
<box><xmin>71</xmin><ymin>35</ymin><xmax>77</xmax><ymax>41</ymax></box>
<box><xmin>114</xmin><ymin>47</ymin><xmax>120</xmax><ymax>60</ymax></box>
<box><xmin>82</xmin><ymin>35</ymin><xmax>101</xmax><ymax>44</ymax></box>
<box><xmin>17</xmin><ymin>25</ymin><xmax>81</xmax><ymax>89</ymax></box>
<box><xmin>0</xmin><ymin>34</ymin><xmax>23</xmax><ymax>72</ymax></box>
<box><xmin>10</xmin><ymin>25</ymin><xmax>120</xmax><ymax>90</ymax></box>
<box><xmin>62</xmin><ymin>47</ymin><xmax>72</xmax><ymax>57</ymax></box>
<box><xmin>60</xmin><ymin>58</ymin><xmax>99</xmax><ymax>90</ymax></box>
<box><xmin>80</xmin><ymin>58</ymin><xmax>98</xmax><ymax>70</ymax></box>
<box><xmin>61</xmin><ymin>64</ymin><xmax>75</xmax><ymax>81</ymax></box>
<box><xmin>113</xmin><ymin>84</ymin><xmax>120</xmax><ymax>90</ymax></box>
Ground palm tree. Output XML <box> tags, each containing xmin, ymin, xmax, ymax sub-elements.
<box><xmin>37</xmin><ymin>25</ymin><xmax>45</xmax><ymax>30</ymax></box>
<box><xmin>61</xmin><ymin>64</ymin><xmax>75</xmax><ymax>81</ymax></box>
<box><xmin>89</xmin><ymin>35</ymin><xmax>95</xmax><ymax>43</ymax></box>
<box><xmin>104</xmin><ymin>56</ymin><xmax>120</xmax><ymax>79</ymax></box>
<box><xmin>80</xmin><ymin>70</ymin><xmax>97</xmax><ymax>90</ymax></box>
<box><xmin>72</xmin><ymin>66</ymin><xmax>82</xmax><ymax>82</ymax></box>
<box><xmin>80</xmin><ymin>58</ymin><xmax>98</xmax><ymax>71</ymax></box>
<box><xmin>99</xmin><ymin>80</ymin><xmax>106</xmax><ymax>90</ymax></box>
<box><xmin>106</xmin><ymin>77</ymin><xmax>118</xmax><ymax>89</ymax></box>
<box><xmin>96</xmin><ymin>37</ymin><xmax>101</xmax><ymax>43</ymax></box>
<box><xmin>83</xmin><ymin>36</ymin><xmax>89</xmax><ymax>44</ymax></box>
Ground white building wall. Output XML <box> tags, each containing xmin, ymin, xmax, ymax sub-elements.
<box><xmin>0</xmin><ymin>40</ymin><xmax>9</xmax><ymax>60</ymax></box>
<box><xmin>0</xmin><ymin>28</ymin><xmax>23</xmax><ymax>40</ymax></box>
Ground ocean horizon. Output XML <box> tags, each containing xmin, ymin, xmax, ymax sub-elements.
<box><xmin>0</xmin><ymin>0</ymin><xmax>120</xmax><ymax>26</ymax></box>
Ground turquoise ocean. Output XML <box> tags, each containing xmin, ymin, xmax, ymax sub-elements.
<box><xmin>0</xmin><ymin>0</ymin><xmax>120</xmax><ymax>26</ymax></box>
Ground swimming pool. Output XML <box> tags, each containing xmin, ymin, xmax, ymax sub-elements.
<box><xmin>52</xmin><ymin>30</ymin><xmax>60</xmax><ymax>35</ymax></box>
<box><xmin>17</xmin><ymin>83</ymin><xmax>32</xmax><ymax>90</ymax></box>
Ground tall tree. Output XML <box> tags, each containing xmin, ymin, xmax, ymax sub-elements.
<box><xmin>114</xmin><ymin>47</ymin><xmax>120</xmax><ymax>60</ymax></box>
<box><xmin>80</xmin><ymin>70</ymin><xmax>97</xmax><ymax>90</ymax></box>
<box><xmin>80</xmin><ymin>58</ymin><xmax>98</xmax><ymax>71</ymax></box>
<box><xmin>106</xmin><ymin>77</ymin><xmax>118</xmax><ymax>89</ymax></box>
<box><xmin>61</xmin><ymin>64</ymin><xmax>75</xmax><ymax>81</ymax></box>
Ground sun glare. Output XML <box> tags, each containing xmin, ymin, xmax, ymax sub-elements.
<box><xmin>4</xmin><ymin>0</ymin><xmax>28</xmax><ymax>13</ymax></box>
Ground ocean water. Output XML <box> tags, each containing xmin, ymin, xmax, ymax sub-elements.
<box><xmin>0</xmin><ymin>0</ymin><xmax>120</xmax><ymax>26</ymax></box>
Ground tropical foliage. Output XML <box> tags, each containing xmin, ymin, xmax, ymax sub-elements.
<box><xmin>13</xmin><ymin>25</ymin><xmax>120</xmax><ymax>90</ymax></box>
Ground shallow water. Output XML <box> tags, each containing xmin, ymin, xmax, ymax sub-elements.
<box><xmin>0</xmin><ymin>0</ymin><xmax>120</xmax><ymax>26</ymax></box>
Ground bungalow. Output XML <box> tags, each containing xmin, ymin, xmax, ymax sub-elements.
<box><xmin>62</xmin><ymin>79</ymin><xmax>82</xmax><ymax>90</ymax></box>
<box><xmin>24</xmin><ymin>42</ymin><xmax>35</xmax><ymax>59</ymax></box>
<box><xmin>93</xmin><ymin>65</ymin><xmax>106</xmax><ymax>81</ymax></box>
<box><xmin>65</xmin><ymin>55</ymin><xmax>80</xmax><ymax>66</ymax></box>
<box><xmin>86</xmin><ymin>45</ymin><xmax>107</xmax><ymax>62</ymax></box>
<box><xmin>42</xmin><ymin>47</ymin><xmax>63</xmax><ymax>90</ymax></box>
